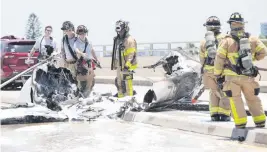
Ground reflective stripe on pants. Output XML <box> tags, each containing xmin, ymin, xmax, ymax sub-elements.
<box><xmin>203</xmin><ymin>72</ymin><xmax>231</xmax><ymax>116</ymax></box>
<box><xmin>223</xmin><ymin>76</ymin><xmax>266</xmax><ymax>127</ymax></box>
<box><xmin>115</xmin><ymin>67</ymin><xmax>133</xmax><ymax>98</ymax></box>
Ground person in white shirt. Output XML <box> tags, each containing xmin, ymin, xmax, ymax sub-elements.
<box><xmin>28</xmin><ymin>26</ymin><xmax>57</xmax><ymax>60</ymax></box>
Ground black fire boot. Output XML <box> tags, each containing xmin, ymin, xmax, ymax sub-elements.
<box><xmin>211</xmin><ymin>114</ymin><xmax>220</xmax><ymax>121</ymax></box>
<box><xmin>219</xmin><ymin>114</ymin><xmax>231</xmax><ymax>121</ymax></box>
<box><xmin>255</xmin><ymin>121</ymin><xmax>265</xmax><ymax>128</ymax></box>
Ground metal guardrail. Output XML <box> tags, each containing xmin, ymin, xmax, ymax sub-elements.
<box><xmin>92</xmin><ymin>39</ymin><xmax>267</xmax><ymax>57</ymax></box>
<box><xmin>93</xmin><ymin>41</ymin><xmax>200</xmax><ymax>57</ymax></box>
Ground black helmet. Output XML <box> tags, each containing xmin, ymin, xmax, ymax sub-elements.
<box><xmin>61</xmin><ymin>21</ymin><xmax>75</xmax><ymax>31</ymax></box>
<box><xmin>76</xmin><ymin>25</ymin><xmax>88</xmax><ymax>35</ymax></box>
<box><xmin>227</xmin><ymin>12</ymin><xmax>247</xmax><ymax>24</ymax></box>
<box><xmin>203</xmin><ymin>16</ymin><xmax>221</xmax><ymax>27</ymax></box>
<box><xmin>115</xmin><ymin>20</ymin><xmax>129</xmax><ymax>32</ymax></box>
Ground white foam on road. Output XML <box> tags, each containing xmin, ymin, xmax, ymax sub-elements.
<box><xmin>0</xmin><ymin>105</ymin><xmax>67</xmax><ymax>120</ymax></box>
<box><xmin>1</xmin><ymin>84</ymin><xmax>151</xmax><ymax>122</ymax></box>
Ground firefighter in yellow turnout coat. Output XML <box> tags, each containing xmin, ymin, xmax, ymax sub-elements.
<box><xmin>199</xmin><ymin>16</ymin><xmax>231</xmax><ymax>121</ymax></box>
<box><xmin>214</xmin><ymin>12</ymin><xmax>267</xmax><ymax>128</ymax></box>
<box><xmin>111</xmin><ymin>20</ymin><xmax>138</xmax><ymax>98</ymax></box>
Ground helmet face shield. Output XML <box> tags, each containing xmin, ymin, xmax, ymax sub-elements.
<box><xmin>115</xmin><ymin>21</ymin><xmax>125</xmax><ymax>32</ymax></box>
<box><xmin>115</xmin><ymin>20</ymin><xmax>128</xmax><ymax>38</ymax></box>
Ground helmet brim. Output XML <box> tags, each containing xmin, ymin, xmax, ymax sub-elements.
<box><xmin>227</xmin><ymin>20</ymin><xmax>248</xmax><ymax>24</ymax></box>
<box><xmin>203</xmin><ymin>23</ymin><xmax>221</xmax><ymax>28</ymax></box>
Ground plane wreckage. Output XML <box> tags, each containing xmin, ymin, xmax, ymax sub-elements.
<box><xmin>2</xmin><ymin>49</ymin><xmax>265</xmax><ymax>125</ymax></box>
<box><xmin>1</xmin><ymin>49</ymin><xmax>214</xmax><ymax>125</ymax></box>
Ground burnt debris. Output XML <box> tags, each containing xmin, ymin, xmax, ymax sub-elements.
<box><xmin>34</xmin><ymin>64</ymin><xmax>79</xmax><ymax>111</ymax></box>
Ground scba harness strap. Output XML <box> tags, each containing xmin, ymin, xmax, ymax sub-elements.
<box><xmin>76</xmin><ymin>38</ymin><xmax>90</xmax><ymax>76</ymax></box>
<box><xmin>225</xmin><ymin>33</ymin><xmax>259</xmax><ymax>77</ymax></box>
<box><xmin>62</xmin><ymin>35</ymin><xmax>78</xmax><ymax>62</ymax></box>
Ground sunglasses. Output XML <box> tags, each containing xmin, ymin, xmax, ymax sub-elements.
<box><xmin>46</xmin><ymin>29</ymin><xmax>52</xmax><ymax>32</ymax></box>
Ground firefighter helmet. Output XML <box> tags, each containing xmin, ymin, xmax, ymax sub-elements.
<box><xmin>61</xmin><ymin>21</ymin><xmax>75</xmax><ymax>31</ymax></box>
<box><xmin>227</xmin><ymin>12</ymin><xmax>247</xmax><ymax>24</ymax></box>
<box><xmin>115</xmin><ymin>20</ymin><xmax>129</xmax><ymax>32</ymax></box>
<box><xmin>203</xmin><ymin>16</ymin><xmax>221</xmax><ymax>27</ymax></box>
<box><xmin>76</xmin><ymin>25</ymin><xmax>88</xmax><ymax>35</ymax></box>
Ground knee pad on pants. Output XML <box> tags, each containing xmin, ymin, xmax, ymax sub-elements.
<box><xmin>115</xmin><ymin>77</ymin><xmax>126</xmax><ymax>93</ymax></box>
<box><xmin>254</xmin><ymin>88</ymin><xmax>260</xmax><ymax>96</ymax></box>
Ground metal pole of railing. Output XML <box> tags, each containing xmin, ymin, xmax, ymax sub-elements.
<box><xmin>103</xmin><ymin>46</ymin><xmax>106</xmax><ymax>57</ymax></box>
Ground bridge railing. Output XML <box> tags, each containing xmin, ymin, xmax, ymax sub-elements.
<box><xmin>92</xmin><ymin>39</ymin><xmax>267</xmax><ymax>57</ymax></box>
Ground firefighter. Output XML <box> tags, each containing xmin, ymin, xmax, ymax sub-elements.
<box><xmin>199</xmin><ymin>16</ymin><xmax>231</xmax><ymax>121</ymax></box>
<box><xmin>61</xmin><ymin>21</ymin><xmax>77</xmax><ymax>79</ymax></box>
<box><xmin>111</xmin><ymin>20</ymin><xmax>137</xmax><ymax>98</ymax></box>
<box><xmin>74</xmin><ymin>25</ymin><xmax>95</xmax><ymax>97</ymax></box>
<box><xmin>214</xmin><ymin>12</ymin><xmax>267</xmax><ymax>128</ymax></box>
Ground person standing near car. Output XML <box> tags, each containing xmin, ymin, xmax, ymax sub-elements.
<box><xmin>28</xmin><ymin>26</ymin><xmax>57</xmax><ymax>61</ymax></box>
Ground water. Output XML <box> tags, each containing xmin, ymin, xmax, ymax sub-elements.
<box><xmin>1</xmin><ymin>120</ymin><xmax>266</xmax><ymax>152</ymax></box>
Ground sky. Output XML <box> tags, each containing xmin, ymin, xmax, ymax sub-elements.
<box><xmin>1</xmin><ymin>0</ymin><xmax>266</xmax><ymax>46</ymax></box>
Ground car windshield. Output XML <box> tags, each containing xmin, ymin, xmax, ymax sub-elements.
<box><xmin>6</xmin><ymin>42</ymin><xmax>35</xmax><ymax>53</ymax></box>
<box><xmin>0</xmin><ymin>41</ymin><xmax>7</xmax><ymax>56</ymax></box>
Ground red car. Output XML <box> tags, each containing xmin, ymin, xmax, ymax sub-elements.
<box><xmin>1</xmin><ymin>35</ymin><xmax>39</xmax><ymax>89</ymax></box>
